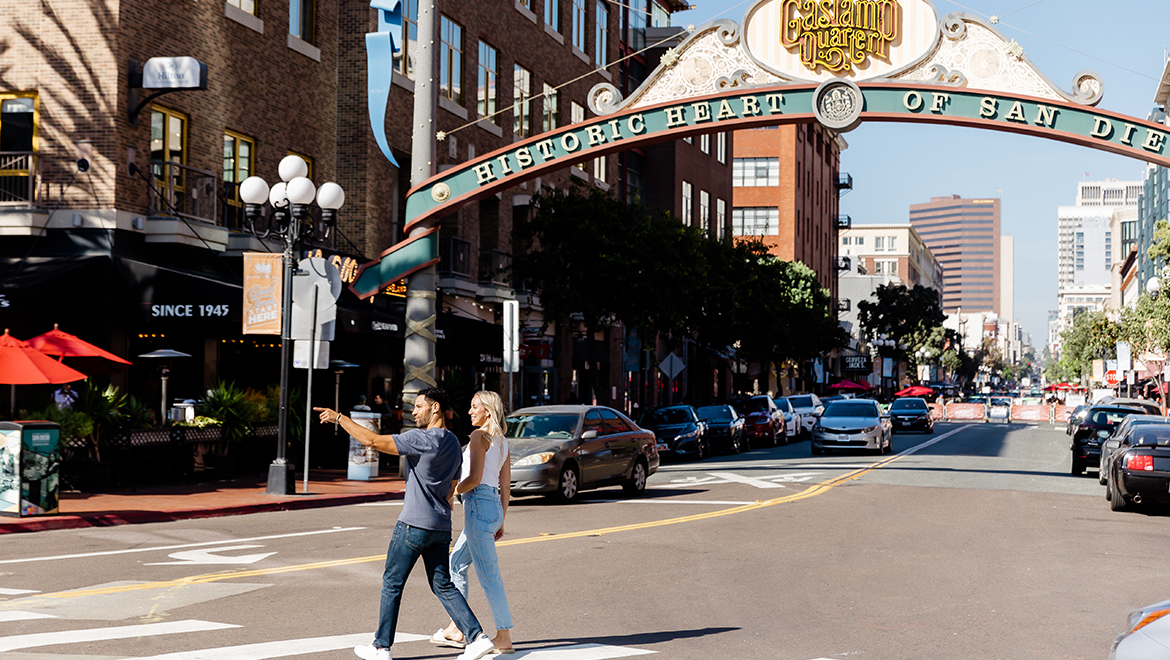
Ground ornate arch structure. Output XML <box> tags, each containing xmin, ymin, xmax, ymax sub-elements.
<box><xmin>352</xmin><ymin>1</ymin><xmax>1169</xmax><ymax>297</ymax></box>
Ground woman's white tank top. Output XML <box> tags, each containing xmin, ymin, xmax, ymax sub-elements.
<box><xmin>461</xmin><ymin>433</ymin><xmax>509</xmax><ymax>489</ymax></box>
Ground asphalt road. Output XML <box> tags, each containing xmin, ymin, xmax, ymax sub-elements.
<box><xmin>1</xmin><ymin>422</ymin><xmax>1167</xmax><ymax>660</ymax></box>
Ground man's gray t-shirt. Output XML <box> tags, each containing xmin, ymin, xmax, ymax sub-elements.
<box><xmin>394</xmin><ymin>427</ymin><xmax>463</xmax><ymax>531</ymax></box>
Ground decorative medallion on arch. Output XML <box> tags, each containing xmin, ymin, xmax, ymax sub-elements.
<box><xmin>349</xmin><ymin>0</ymin><xmax>1168</xmax><ymax>298</ymax></box>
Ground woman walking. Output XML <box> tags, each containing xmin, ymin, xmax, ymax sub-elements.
<box><xmin>431</xmin><ymin>390</ymin><xmax>515</xmax><ymax>654</ymax></box>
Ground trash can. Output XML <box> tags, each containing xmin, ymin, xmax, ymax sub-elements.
<box><xmin>0</xmin><ymin>421</ymin><xmax>61</xmax><ymax>517</ymax></box>
<box><xmin>347</xmin><ymin>411</ymin><xmax>382</xmax><ymax>481</ymax></box>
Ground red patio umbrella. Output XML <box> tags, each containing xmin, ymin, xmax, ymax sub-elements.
<box><xmin>830</xmin><ymin>379</ymin><xmax>871</xmax><ymax>390</ymax></box>
<box><xmin>27</xmin><ymin>323</ymin><xmax>132</xmax><ymax>375</ymax></box>
<box><xmin>895</xmin><ymin>385</ymin><xmax>935</xmax><ymax>397</ymax></box>
<box><xmin>0</xmin><ymin>329</ymin><xmax>88</xmax><ymax>414</ymax></box>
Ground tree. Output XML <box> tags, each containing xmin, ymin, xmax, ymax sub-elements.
<box><xmin>1147</xmin><ymin>219</ymin><xmax>1170</xmax><ymax>266</ymax></box>
<box><xmin>1052</xmin><ymin>310</ymin><xmax>1118</xmax><ymax>383</ymax></box>
<box><xmin>1118</xmin><ymin>292</ymin><xmax>1170</xmax><ymax>410</ymax></box>
<box><xmin>856</xmin><ymin>283</ymin><xmax>946</xmax><ymax>346</ymax></box>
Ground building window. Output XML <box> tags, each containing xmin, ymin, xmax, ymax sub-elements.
<box><xmin>626</xmin><ymin>151</ymin><xmax>644</xmax><ymax>204</ymax></box>
<box><xmin>732</xmin><ymin>207</ymin><xmax>780</xmax><ymax>236</ymax></box>
<box><xmin>396</xmin><ymin>0</ymin><xmax>419</xmax><ymax>78</ymax></box>
<box><xmin>889</xmin><ymin>236</ymin><xmax>898</xmax><ymax>251</ymax></box>
<box><xmin>875</xmin><ymin>260</ymin><xmax>898</xmax><ymax>276</ymax></box>
<box><xmin>842</xmin><ymin>236</ymin><xmax>850</xmax><ymax>245</ymax></box>
<box><xmin>223</xmin><ymin>131</ymin><xmax>255</xmax><ymax>206</ymax></box>
<box><xmin>875</xmin><ymin>236</ymin><xmax>885</xmax><ymax>251</ymax></box>
<box><xmin>227</xmin><ymin>0</ymin><xmax>255</xmax><ymax>14</ymax></box>
<box><xmin>593</xmin><ymin>155</ymin><xmax>607</xmax><ymax>182</ymax></box>
<box><xmin>716</xmin><ymin>132</ymin><xmax>726</xmax><ymax>163</ymax></box>
<box><xmin>542</xmin><ymin>83</ymin><xmax>558</xmax><ymax>133</ymax></box>
<box><xmin>595</xmin><ymin>1</ymin><xmax>608</xmax><ymax>67</ymax></box>
<box><xmin>681</xmin><ymin>181</ymin><xmax>693</xmax><ymax>226</ymax></box>
<box><xmin>545</xmin><ymin>0</ymin><xmax>560</xmax><ymax>32</ymax></box>
<box><xmin>517</xmin><ymin>0</ymin><xmax>532</xmax><ymax>9</ymax></box>
<box><xmin>513</xmin><ymin>64</ymin><xmax>532</xmax><ymax>138</ymax></box>
<box><xmin>625</xmin><ymin>0</ymin><xmax>647</xmax><ymax>48</ymax></box>
<box><xmin>700</xmin><ymin>133</ymin><xmax>710</xmax><ymax>154</ymax></box>
<box><xmin>571</xmin><ymin>0</ymin><xmax>587</xmax><ymax>52</ymax></box>
<box><xmin>699</xmin><ymin>190</ymin><xmax>710</xmax><ymax>234</ymax></box>
<box><xmin>855</xmin><ymin>236</ymin><xmax>863</xmax><ymax>245</ymax></box>
<box><xmin>288</xmin><ymin>151</ymin><xmax>314</xmax><ymax>180</ymax></box>
<box><xmin>650</xmin><ymin>2</ymin><xmax>669</xmax><ymax>26</ymax></box>
<box><xmin>477</xmin><ymin>41</ymin><xmax>498</xmax><ymax>119</ymax></box>
<box><xmin>732</xmin><ymin>157</ymin><xmax>779</xmax><ymax>186</ymax></box>
<box><xmin>439</xmin><ymin>15</ymin><xmax>463</xmax><ymax>104</ymax></box>
<box><xmin>150</xmin><ymin>106</ymin><xmax>187</xmax><ymax>185</ymax></box>
<box><xmin>289</xmin><ymin>0</ymin><xmax>315</xmax><ymax>44</ymax></box>
<box><xmin>716</xmin><ymin>198</ymin><xmax>726</xmax><ymax>239</ymax></box>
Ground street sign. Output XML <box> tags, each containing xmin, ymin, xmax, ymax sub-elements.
<box><xmin>1104</xmin><ymin>370</ymin><xmax>1119</xmax><ymax>386</ymax></box>
<box><xmin>659</xmin><ymin>353</ymin><xmax>685</xmax><ymax>380</ymax></box>
<box><xmin>291</xmin><ymin>257</ymin><xmax>341</xmax><ymax>342</ymax></box>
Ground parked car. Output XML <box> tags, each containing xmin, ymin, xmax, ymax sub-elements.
<box><xmin>888</xmin><ymin>397</ymin><xmax>934</xmax><ymax>433</ymax></box>
<box><xmin>1098</xmin><ymin>397</ymin><xmax>1164</xmax><ymax>416</ymax></box>
<box><xmin>1109</xmin><ymin>596</ymin><xmax>1170</xmax><ymax>659</ymax></box>
<box><xmin>695</xmin><ymin>404</ymin><xmax>745</xmax><ymax>455</ymax></box>
<box><xmin>783</xmin><ymin>393</ymin><xmax>824</xmax><ymax>436</ymax></box>
<box><xmin>987</xmin><ymin>396</ymin><xmax>1013</xmax><ymax>423</ymax></box>
<box><xmin>1105</xmin><ymin>423</ymin><xmax>1170</xmax><ymax>511</ymax></box>
<box><xmin>637</xmin><ymin>405</ymin><xmax>709</xmax><ymax>461</ymax></box>
<box><xmin>1065</xmin><ymin>404</ymin><xmax>1089</xmax><ymax>435</ymax></box>
<box><xmin>1070</xmin><ymin>405</ymin><xmax>1140</xmax><ymax>475</ymax></box>
<box><xmin>772</xmin><ymin>397</ymin><xmax>802</xmax><ymax>441</ymax></box>
<box><xmin>811</xmin><ymin>399</ymin><xmax>893</xmax><ymax>455</ymax></box>
<box><xmin>507</xmin><ymin>405</ymin><xmax>659</xmax><ymax>503</ymax></box>
<box><xmin>1098</xmin><ymin>415</ymin><xmax>1170</xmax><ymax>485</ymax></box>
<box><xmin>731</xmin><ymin>395</ymin><xmax>785</xmax><ymax>448</ymax></box>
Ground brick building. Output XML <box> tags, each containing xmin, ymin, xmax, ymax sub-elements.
<box><xmin>0</xmin><ymin>0</ymin><xmax>734</xmax><ymax>428</ymax></box>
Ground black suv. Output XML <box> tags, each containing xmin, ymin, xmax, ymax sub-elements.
<box><xmin>1071</xmin><ymin>406</ymin><xmax>1139</xmax><ymax>475</ymax></box>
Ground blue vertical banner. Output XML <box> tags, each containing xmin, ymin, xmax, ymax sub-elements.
<box><xmin>367</xmin><ymin>0</ymin><xmax>402</xmax><ymax>167</ymax></box>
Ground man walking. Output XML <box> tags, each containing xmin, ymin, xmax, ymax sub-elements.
<box><xmin>315</xmin><ymin>387</ymin><xmax>495</xmax><ymax>660</ymax></box>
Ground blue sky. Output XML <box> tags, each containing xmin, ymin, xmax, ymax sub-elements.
<box><xmin>673</xmin><ymin>0</ymin><xmax>1169</xmax><ymax>350</ymax></box>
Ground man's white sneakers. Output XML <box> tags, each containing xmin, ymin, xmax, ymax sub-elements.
<box><xmin>457</xmin><ymin>635</ymin><xmax>496</xmax><ymax>660</ymax></box>
<box><xmin>354</xmin><ymin>643</ymin><xmax>391</xmax><ymax>660</ymax></box>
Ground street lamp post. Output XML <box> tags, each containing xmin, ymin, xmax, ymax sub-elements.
<box><xmin>239</xmin><ymin>156</ymin><xmax>345</xmax><ymax>495</ymax></box>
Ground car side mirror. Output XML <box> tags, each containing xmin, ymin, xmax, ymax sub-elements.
<box><xmin>581</xmin><ymin>430</ymin><xmax>598</xmax><ymax>439</ymax></box>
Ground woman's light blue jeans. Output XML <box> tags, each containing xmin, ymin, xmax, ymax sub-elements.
<box><xmin>451</xmin><ymin>484</ymin><xmax>513</xmax><ymax>631</ymax></box>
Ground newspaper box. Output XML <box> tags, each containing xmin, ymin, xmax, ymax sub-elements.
<box><xmin>347</xmin><ymin>411</ymin><xmax>382</xmax><ymax>481</ymax></box>
<box><xmin>0</xmin><ymin>421</ymin><xmax>61</xmax><ymax>517</ymax></box>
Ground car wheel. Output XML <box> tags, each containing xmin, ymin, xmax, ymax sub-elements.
<box><xmin>623</xmin><ymin>460</ymin><xmax>647</xmax><ymax>496</ymax></box>
<box><xmin>772</xmin><ymin>425</ymin><xmax>781</xmax><ymax>447</ymax></box>
<box><xmin>884</xmin><ymin>435</ymin><xmax>894</xmax><ymax>454</ymax></box>
<box><xmin>1109</xmin><ymin>475</ymin><xmax>1130</xmax><ymax>512</ymax></box>
<box><xmin>693</xmin><ymin>438</ymin><xmax>706</xmax><ymax>462</ymax></box>
<box><xmin>729</xmin><ymin>433</ymin><xmax>741</xmax><ymax>455</ymax></box>
<box><xmin>552</xmin><ymin>464</ymin><xmax>580</xmax><ymax>503</ymax></box>
<box><xmin>741</xmin><ymin>434</ymin><xmax>751</xmax><ymax>452</ymax></box>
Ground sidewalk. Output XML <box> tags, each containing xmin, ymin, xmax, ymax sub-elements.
<box><xmin>0</xmin><ymin>469</ymin><xmax>406</xmax><ymax>534</ymax></box>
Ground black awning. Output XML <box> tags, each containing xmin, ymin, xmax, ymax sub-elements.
<box><xmin>116</xmin><ymin>258</ymin><xmax>243</xmax><ymax>324</ymax></box>
<box><xmin>437</xmin><ymin>312</ymin><xmax>504</xmax><ymax>369</ymax></box>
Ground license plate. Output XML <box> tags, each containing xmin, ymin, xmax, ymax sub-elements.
<box><xmin>838</xmin><ymin>434</ymin><xmax>848</xmax><ymax>441</ymax></box>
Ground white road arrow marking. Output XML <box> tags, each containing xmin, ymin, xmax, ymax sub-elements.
<box><xmin>705</xmin><ymin>472</ymin><xmax>789</xmax><ymax>488</ymax></box>
<box><xmin>146</xmin><ymin>545</ymin><xmax>276</xmax><ymax>566</ymax></box>
<box><xmin>661</xmin><ymin>472</ymin><xmax>824</xmax><ymax>489</ymax></box>
<box><xmin>0</xmin><ymin>619</ymin><xmax>238</xmax><ymax>652</ymax></box>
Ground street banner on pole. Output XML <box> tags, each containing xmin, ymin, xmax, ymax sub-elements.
<box><xmin>243</xmin><ymin>253</ymin><xmax>283</xmax><ymax>335</ymax></box>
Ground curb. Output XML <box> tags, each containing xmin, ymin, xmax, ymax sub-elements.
<box><xmin>0</xmin><ymin>490</ymin><xmax>405</xmax><ymax>535</ymax></box>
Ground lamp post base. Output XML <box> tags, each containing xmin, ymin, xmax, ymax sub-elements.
<box><xmin>266</xmin><ymin>461</ymin><xmax>295</xmax><ymax>495</ymax></box>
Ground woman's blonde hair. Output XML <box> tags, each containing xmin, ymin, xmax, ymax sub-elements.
<box><xmin>473</xmin><ymin>390</ymin><xmax>507</xmax><ymax>442</ymax></box>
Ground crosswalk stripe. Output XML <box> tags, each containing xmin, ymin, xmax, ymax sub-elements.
<box><xmin>505</xmin><ymin>643</ymin><xmax>656</xmax><ymax>659</ymax></box>
<box><xmin>0</xmin><ymin>619</ymin><xmax>239</xmax><ymax>652</ymax></box>
<box><xmin>114</xmin><ymin>632</ymin><xmax>428</xmax><ymax>660</ymax></box>
<box><xmin>0</xmin><ymin>588</ymin><xmax>38</xmax><ymax>595</ymax></box>
<box><xmin>0</xmin><ymin>611</ymin><xmax>55</xmax><ymax>622</ymax></box>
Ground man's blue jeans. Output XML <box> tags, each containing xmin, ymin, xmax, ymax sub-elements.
<box><xmin>374</xmin><ymin>521</ymin><xmax>483</xmax><ymax>649</ymax></box>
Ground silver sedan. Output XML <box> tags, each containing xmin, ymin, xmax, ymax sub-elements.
<box><xmin>811</xmin><ymin>399</ymin><xmax>893</xmax><ymax>455</ymax></box>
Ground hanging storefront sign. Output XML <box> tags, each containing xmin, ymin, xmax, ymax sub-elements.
<box><xmin>243</xmin><ymin>253</ymin><xmax>283</xmax><ymax>335</ymax></box>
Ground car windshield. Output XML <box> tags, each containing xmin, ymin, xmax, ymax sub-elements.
<box><xmin>773</xmin><ymin>398</ymin><xmax>792</xmax><ymax>413</ymax></box>
<box><xmin>788</xmin><ymin>396</ymin><xmax>814</xmax><ymax>408</ymax></box>
<box><xmin>736</xmin><ymin>398</ymin><xmax>770</xmax><ymax>414</ymax></box>
<box><xmin>890</xmin><ymin>399</ymin><xmax>928</xmax><ymax>411</ymax></box>
<box><xmin>505</xmin><ymin>413</ymin><xmax>578</xmax><ymax>439</ymax></box>
<box><xmin>824</xmin><ymin>402</ymin><xmax>878</xmax><ymax>418</ymax></box>
<box><xmin>1090</xmin><ymin>409</ymin><xmax>1132</xmax><ymax>426</ymax></box>
<box><xmin>697</xmin><ymin>406</ymin><xmax>731</xmax><ymax>421</ymax></box>
<box><xmin>639</xmin><ymin>407</ymin><xmax>692</xmax><ymax>425</ymax></box>
<box><xmin>991</xmin><ymin>398</ymin><xmax>1012</xmax><ymax>406</ymax></box>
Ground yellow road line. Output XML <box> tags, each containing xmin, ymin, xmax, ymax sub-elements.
<box><xmin>9</xmin><ymin>428</ymin><xmax>966</xmax><ymax>604</ymax></box>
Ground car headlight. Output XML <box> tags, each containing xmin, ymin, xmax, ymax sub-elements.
<box><xmin>514</xmin><ymin>452</ymin><xmax>555</xmax><ymax>467</ymax></box>
<box><xmin>863</xmin><ymin>425</ymin><xmax>878</xmax><ymax>433</ymax></box>
<box><xmin>677</xmin><ymin>429</ymin><xmax>698</xmax><ymax>440</ymax></box>
<box><xmin>1127</xmin><ymin>607</ymin><xmax>1170</xmax><ymax>636</ymax></box>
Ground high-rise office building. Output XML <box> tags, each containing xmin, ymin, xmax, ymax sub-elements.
<box><xmin>909</xmin><ymin>195</ymin><xmax>1002</xmax><ymax>314</ymax></box>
